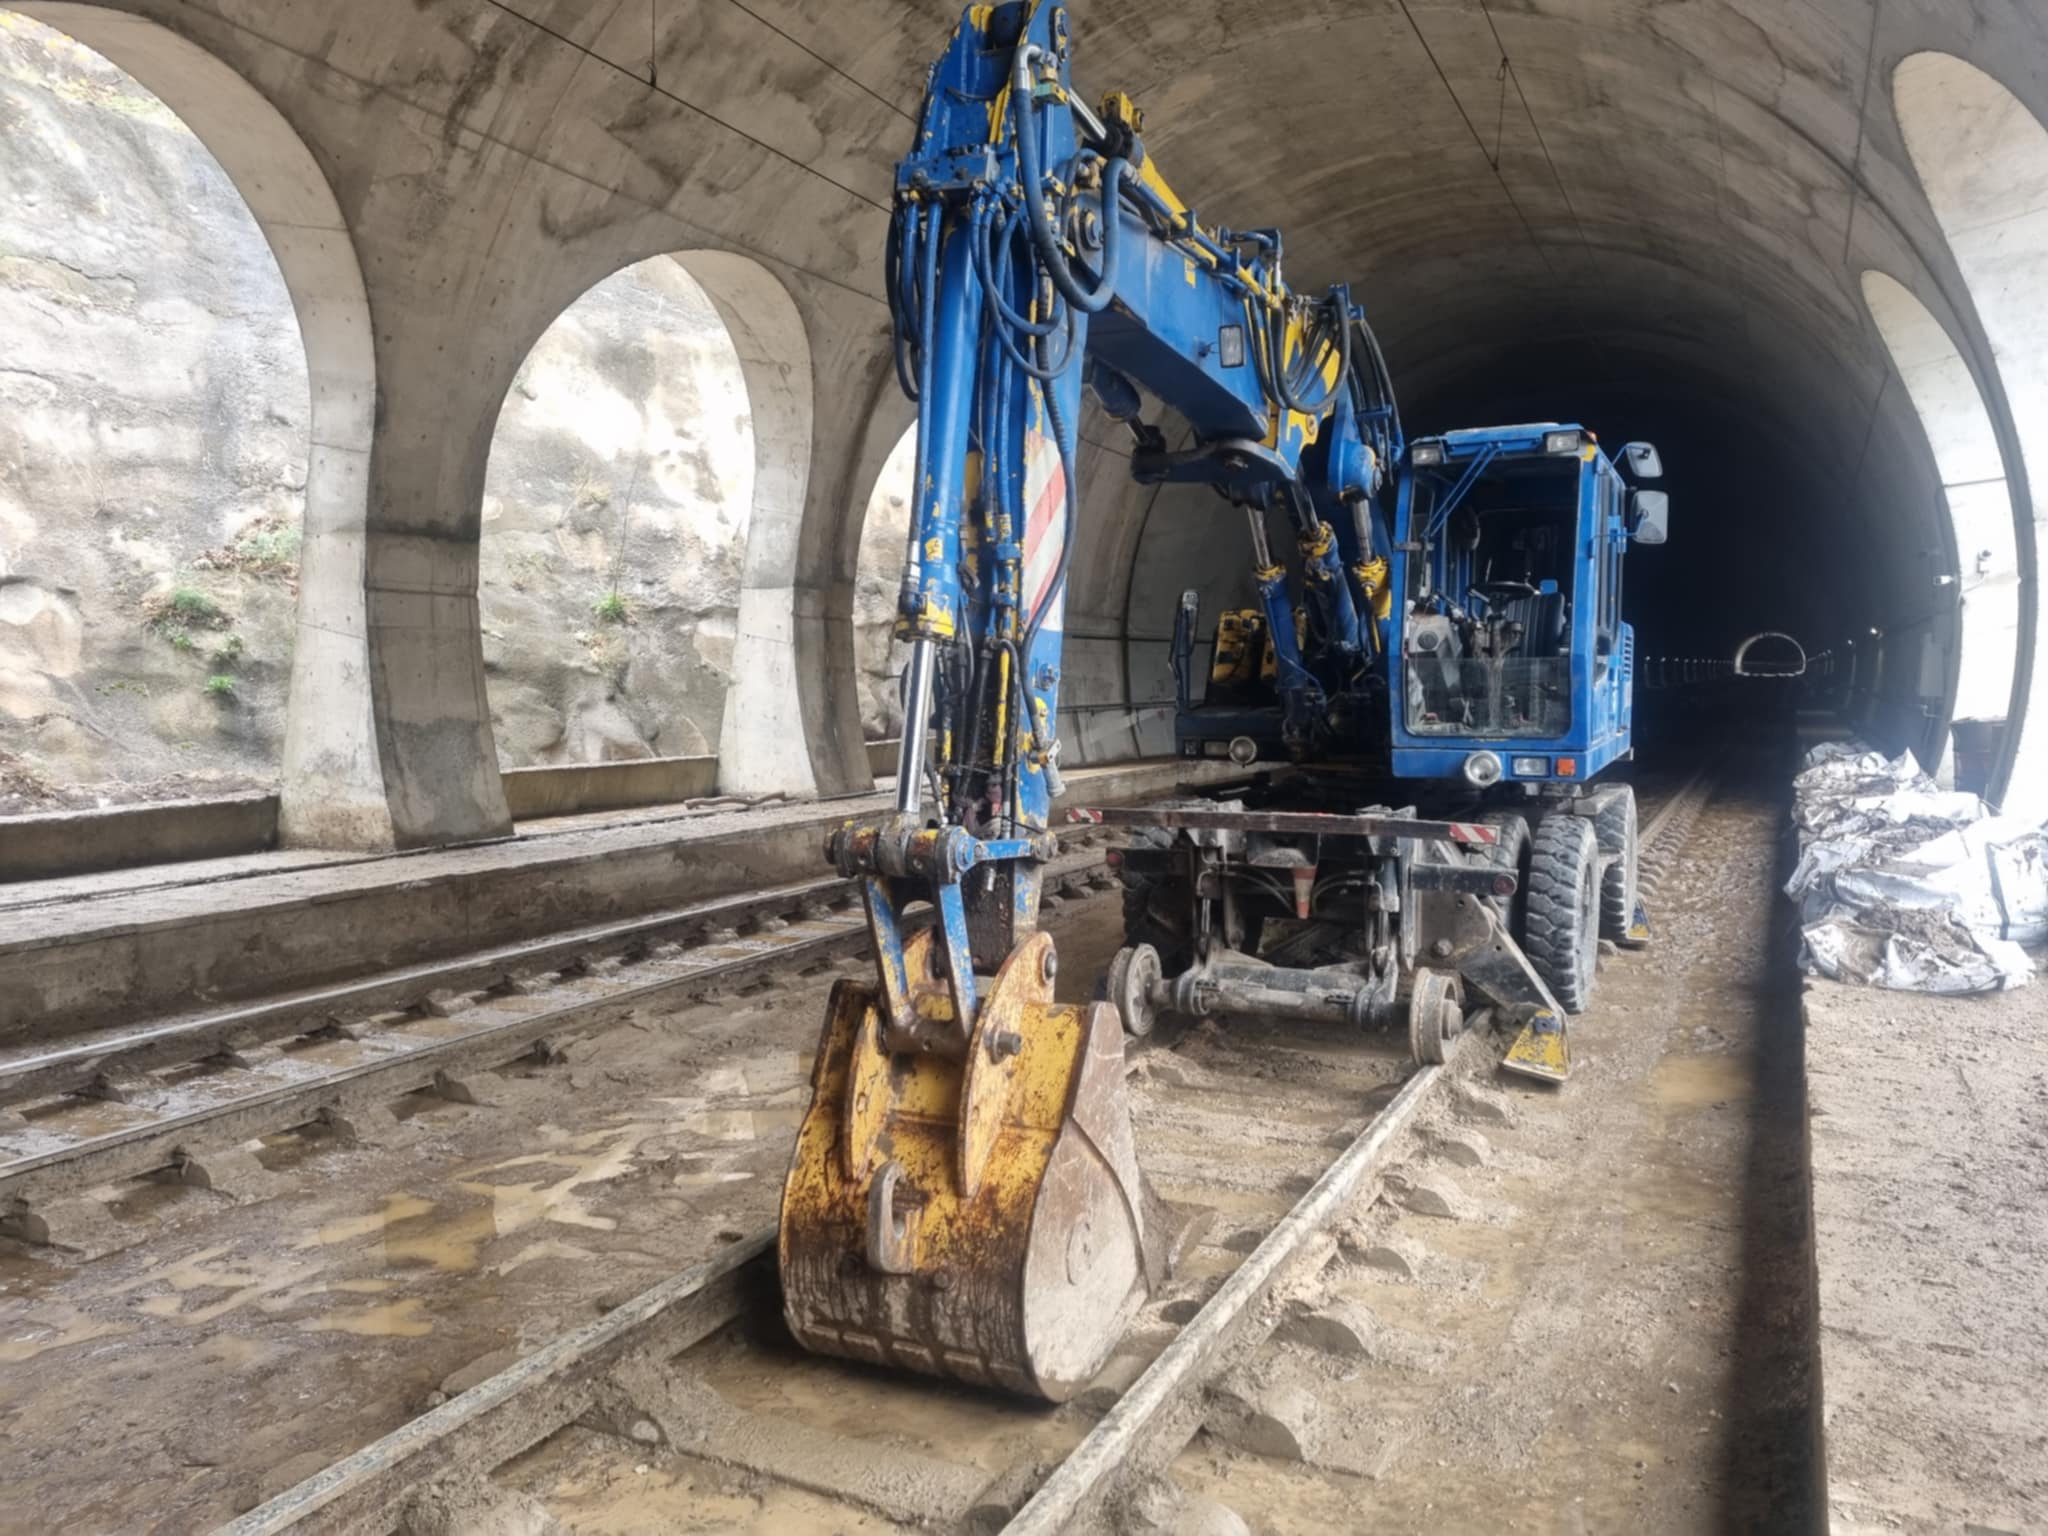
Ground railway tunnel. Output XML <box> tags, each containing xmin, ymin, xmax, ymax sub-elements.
<box><xmin>2</xmin><ymin>4</ymin><xmax>2046</xmax><ymax>1534</ymax></box>
<box><xmin>0</xmin><ymin>0</ymin><xmax>2037</xmax><ymax>843</ymax></box>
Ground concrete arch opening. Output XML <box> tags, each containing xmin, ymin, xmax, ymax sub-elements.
<box><xmin>0</xmin><ymin>5</ymin><xmax>377</xmax><ymax>843</ymax></box>
<box><xmin>1733</xmin><ymin>632</ymin><xmax>1808</xmax><ymax>679</ymax></box>
<box><xmin>477</xmin><ymin>250</ymin><xmax>813</xmax><ymax>798</ymax></box>
<box><xmin>1894</xmin><ymin>51</ymin><xmax>2048</xmax><ymax>817</ymax></box>
<box><xmin>1860</xmin><ymin>271</ymin><xmax>2019</xmax><ymax>725</ymax></box>
<box><xmin>479</xmin><ymin>255</ymin><xmax>757</xmax><ymax>770</ymax></box>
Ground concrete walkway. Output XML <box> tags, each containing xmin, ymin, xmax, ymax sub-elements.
<box><xmin>0</xmin><ymin>760</ymin><xmax>1220</xmax><ymax>1039</ymax></box>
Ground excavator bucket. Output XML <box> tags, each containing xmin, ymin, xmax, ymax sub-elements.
<box><xmin>778</xmin><ymin>930</ymin><xmax>1166</xmax><ymax>1401</ymax></box>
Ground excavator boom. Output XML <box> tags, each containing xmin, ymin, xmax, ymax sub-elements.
<box><xmin>779</xmin><ymin>0</ymin><xmax>1402</xmax><ymax>1398</ymax></box>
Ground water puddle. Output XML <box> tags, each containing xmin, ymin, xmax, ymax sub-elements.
<box><xmin>299</xmin><ymin>1297</ymin><xmax>432</xmax><ymax>1338</ymax></box>
<box><xmin>297</xmin><ymin>1193</ymin><xmax>437</xmax><ymax>1250</ymax></box>
<box><xmin>0</xmin><ymin>1300</ymin><xmax>135</xmax><ymax>1361</ymax></box>
<box><xmin>120</xmin><ymin>1244</ymin><xmax>325</xmax><ymax>1324</ymax></box>
<box><xmin>672</xmin><ymin>1107</ymin><xmax>805</xmax><ymax>1142</ymax></box>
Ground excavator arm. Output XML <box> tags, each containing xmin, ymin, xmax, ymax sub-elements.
<box><xmin>779</xmin><ymin>0</ymin><xmax>1403</xmax><ymax>1400</ymax></box>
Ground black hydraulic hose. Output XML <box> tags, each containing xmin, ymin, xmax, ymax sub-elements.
<box><xmin>1011</xmin><ymin>58</ymin><xmax>1127</xmax><ymax>314</ymax></box>
<box><xmin>1268</xmin><ymin>293</ymin><xmax>1349</xmax><ymax>416</ymax></box>
<box><xmin>913</xmin><ymin>203</ymin><xmax>941</xmax><ymax>414</ymax></box>
<box><xmin>1353</xmin><ymin>315</ymin><xmax>1402</xmax><ymax>461</ymax></box>
<box><xmin>1014</xmin><ymin>328</ymin><xmax>1080</xmax><ymax>781</ymax></box>
<box><xmin>975</xmin><ymin>202</ymin><xmax>1064</xmax><ymax>337</ymax></box>
<box><xmin>885</xmin><ymin>208</ymin><xmax>920</xmax><ymax>402</ymax></box>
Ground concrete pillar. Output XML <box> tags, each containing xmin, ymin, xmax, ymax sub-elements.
<box><xmin>686</xmin><ymin>252</ymin><xmax>818</xmax><ymax>799</ymax></box>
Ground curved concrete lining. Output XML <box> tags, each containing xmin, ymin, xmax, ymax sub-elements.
<box><xmin>17</xmin><ymin>1</ymin><xmax>2048</xmax><ymax>846</ymax></box>
<box><xmin>1895</xmin><ymin>51</ymin><xmax>2048</xmax><ymax>817</ymax></box>
<box><xmin>19</xmin><ymin>2</ymin><xmax>389</xmax><ymax>849</ymax></box>
<box><xmin>1861</xmin><ymin>269</ymin><xmax>2019</xmax><ymax>723</ymax></box>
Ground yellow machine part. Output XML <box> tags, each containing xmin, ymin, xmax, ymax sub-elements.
<box><xmin>779</xmin><ymin>931</ymin><xmax>1159</xmax><ymax>1400</ymax></box>
<box><xmin>1501</xmin><ymin>1007</ymin><xmax>1570</xmax><ymax>1084</ymax></box>
<box><xmin>1210</xmin><ymin>608</ymin><xmax>1265</xmax><ymax>689</ymax></box>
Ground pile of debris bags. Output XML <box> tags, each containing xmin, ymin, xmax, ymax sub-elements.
<box><xmin>1788</xmin><ymin>740</ymin><xmax>2048</xmax><ymax>993</ymax></box>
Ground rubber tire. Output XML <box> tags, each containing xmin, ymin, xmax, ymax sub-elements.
<box><xmin>1523</xmin><ymin>812</ymin><xmax>1600</xmax><ymax>1014</ymax></box>
<box><xmin>1117</xmin><ymin>800</ymin><xmax>1205</xmax><ymax>974</ymax></box>
<box><xmin>1475</xmin><ymin>811</ymin><xmax>1533</xmax><ymax>944</ymax></box>
<box><xmin>1592</xmin><ymin>785</ymin><xmax>1639</xmax><ymax>942</ymax></box>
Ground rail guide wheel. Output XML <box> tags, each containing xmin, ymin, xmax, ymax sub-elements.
<box><xmin>1106</xmin><ymin>941</ymin><xmax>1162</xmax><ymax>1037</ymax></box>
<box><xmin>1407</xmin><ymin>969</ymin><xmax>1465</xmax><ymax>1066</ymax></box>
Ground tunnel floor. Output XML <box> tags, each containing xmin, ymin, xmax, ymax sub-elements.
<box><xmin>0</xmin><ymin>756</ymin><xmax>1850</xmax><ymax>1534</ymax></box>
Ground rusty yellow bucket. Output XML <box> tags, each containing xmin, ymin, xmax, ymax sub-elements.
<box><xmin>778</xmin><ymin>930</ymin><xmax>1161</xmax><ymax>1400</ymax></box>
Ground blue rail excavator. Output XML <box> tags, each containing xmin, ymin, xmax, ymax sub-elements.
<box><xmin>779</xmin><ymin>0</ymin><xmax>1671</xmax><ymax>1402</ymax></box>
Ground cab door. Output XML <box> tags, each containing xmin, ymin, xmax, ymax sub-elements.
<box><xmin>1591</xmin><ymin>462</ymin><xmax>1629</xmax><ymax>757</ymax></box>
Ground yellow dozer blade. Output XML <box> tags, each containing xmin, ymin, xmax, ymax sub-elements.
<box><xmin>779</xmin><ymin>929</ymin><xmax>1164</xmax><ymax>1400</ymax></box>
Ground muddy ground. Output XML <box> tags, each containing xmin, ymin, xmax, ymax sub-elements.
<box><xmin>0</xmin><ymin>784</ymin><xmax>1825</xmax><ymax>1534</ymax></box>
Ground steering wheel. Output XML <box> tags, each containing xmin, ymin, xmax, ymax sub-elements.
<box><xmin>1469</xmin><ymin>580</ymin><xmax>1539</xmax><ymax>608</ymax></box>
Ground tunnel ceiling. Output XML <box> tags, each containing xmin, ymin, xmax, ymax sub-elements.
<box><xmin>25</xmin><ymin>0</ymin><xmax>2039</xmax><ymax>831</ymax></box>
<box><xmin>783</xmin><ymin>0</ymin><xmax>2020</xmax><ymax>659</ymax></box>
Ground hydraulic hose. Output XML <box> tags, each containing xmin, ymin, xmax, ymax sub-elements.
<box><xmin>968</xmin><ymin>201</ymin><xmax>1082</xmax><ymax>383</ymax></box>
<box><xmin>1265</xmin><ymin>292</ymin><xmax>1349</xmax><ymax>416</ymax></box>
<box><xmin>1011</xmin><ymin>45</ymin><xmax>1127</xmax><ymax>315</ymax></box>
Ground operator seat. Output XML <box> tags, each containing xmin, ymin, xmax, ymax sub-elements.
<box><xmin>1501</xmin><ymin>592</ymin><xmax>1567</xmax><ymax>655</ymax></box>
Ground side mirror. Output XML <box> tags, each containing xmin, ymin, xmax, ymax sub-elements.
<box><xmin>1629</xmin><ymin>489</ymin><xmax>1670</xmax><ymax>545</ymax></box>
<box><xmin>1619</xmin><ymin>441</ymin><xmax>1664</xmax><ymax>479</ymax></box>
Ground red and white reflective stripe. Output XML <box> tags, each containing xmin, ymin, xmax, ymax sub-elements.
<box><xmin>1292</xmin><ymin>865</ymin><xmax>1316</xmax><ymax>919</ymax></box>
<box><xmin>1448</xmin><ymin>823</ymin><xmax>1499</xmax><ymax>845</ymax></box>
<box><xmin>1021</xmin><ymin>427</ymin><xmax>1067</xmax><ymax>627</ymax></box>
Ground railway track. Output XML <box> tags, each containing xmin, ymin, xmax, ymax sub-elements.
<box><xmin>0</xmin><ymin>833</ymin><xmax>1121</xmax><ymax>1249</ymax></box>
<box><xmin>213</xmin><ymin>773</ymin><xmax>1717</xmax><ymax>1536</ymax></box>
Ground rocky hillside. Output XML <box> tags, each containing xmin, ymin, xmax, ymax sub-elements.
<box><xmin>0</xmin><ymin>15</ymin><xmax>306</xmax><ymax>810</ymax></box>
<box><xmin>0</xmin><ymin>14</ymin><xmax>910</xmax><ymax>813</ymax></box>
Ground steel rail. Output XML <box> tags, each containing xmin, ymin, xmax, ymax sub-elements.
<box><xmin>197</xmin><ymin>776</ymin><xmax>1721</xmax><ymax>1535</ymax></box>
<box><xmin>0</xmin><ymin>876</ymin><xmax>857</xmax><ymax>1105</ymax></box>
<box><xmin>0</xmin><ymin>918</ymin><xmax>866</xmax><ymax>1208</ymax></box>
<box><xmin>214</xmin><ymin>1233</ymin><xmax>776</xmax><ymax>1536</ymax></box>
<box><xmin>1003</xmin><ymin>767</ymin><xmax>1719</xmax><ymax>1531</ymax></box>
<box><xmin>0</xmin><ymin>846</ymin><xmax>1114</xmax><ymax>1214</ymax></box>
<box><xmin>1005</xmin><ymin>1045</ymin><xmax>1455</xmax><ymax>1534</ymax></box>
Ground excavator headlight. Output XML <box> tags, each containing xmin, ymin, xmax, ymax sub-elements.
<box><xmin>1511</xmin><ymin>755</ymin><xmax>1550</xmax><ymax>777</ymax></box>
<box><xmin>1543</xmin><ymin>429</ymin><xmax>1582</xmax><ymax>456</ymax></box>
<box><xmin>1462</xmin><ymin>750</ymin><xmax>1504</xmax><ymax>787</ymax></box>
<box><xmin>1411</xmin><ymin>441</ymin><xmax>1445</xmax><ymax>467</ymax></box>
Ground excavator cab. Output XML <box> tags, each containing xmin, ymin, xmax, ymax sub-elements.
<box><xmin>1390</xmin><ymin>424</ymin><xmax>1666</xmax><ymax>788</ymax></box>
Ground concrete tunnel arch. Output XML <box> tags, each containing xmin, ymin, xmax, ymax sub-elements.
<box><xmin>1859</xmin><ymin>270</ymin><xmax>2018</xmax><ymax>725</ymax></box>
<box><xmin>15</xmin><ymin>2</ymin><xmax>2048</xmax><ymax>848</ymax></box>
<box><xmin>14</xmin><ymin>2</ymin><xmax>383</xmax><ymax>847</ymax></box>
<box><xmin>1893</xmin><ymin>51</ymin><xmax>2048</xmax><ymax>817</ymax></box>
<box><xmin>1732</xmin><ymin>632</ymin><xmax>1808</xmax><ymax>679</ymax></box>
